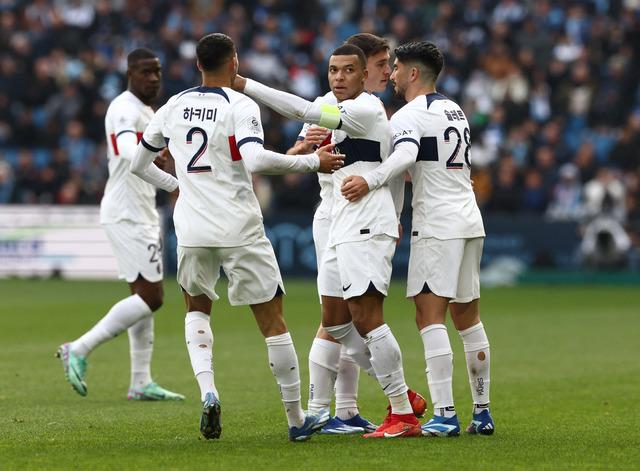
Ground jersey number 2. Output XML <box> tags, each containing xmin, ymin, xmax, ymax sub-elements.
<box><xmin>186</xmin><ymin>127</ymin><xmax>212</xmax><ymax>173</ymax></box>
<box><xmin>444</xmin><ymin>126</ymin><xmax>471</xmax><ymax>169</ymax></box>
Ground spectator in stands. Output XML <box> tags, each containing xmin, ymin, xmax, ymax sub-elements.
<box><xmin>0</xmin><ymin>157</ymin><xmax>13</xmax><ymax>203</ymax></box>
<box><xmin>547</xmin><ymin>163</ymin><xmax>584</xmax><ymax>221</ymax></box>
<box><xmin>0</xmin><ymin>0</ymin><xmax>638</xmax><ymax>271</ymax></box>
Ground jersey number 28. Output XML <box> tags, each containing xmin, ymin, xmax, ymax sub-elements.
<box><xmin>443</xmin><ymin>126</ymin><xmax>471</xmax><ymax>170</ymax></box>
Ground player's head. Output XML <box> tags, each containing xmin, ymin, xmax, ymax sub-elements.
<box><xmin>196</xmin><ymin>33</ymin><xmax>238</xmax><ymax>84</ymax></box>
<box><xmin>346</xmin><ymin>33</ymin><xmax>390</xmax><ymax>93</ymax></box>
<box><xmin>391</xmin><ymin>41</ymin><xmax>443</xmax><ymax>99</ymax></box>
<box><xmin>127</xmin><ymin>48</ymin><xmax>161</xmax><ymax>105</ymax></box>
<box><xmin>328</xmin><ymin>44</ymin><xmax>367</xmax><ymax>102</ymax></box>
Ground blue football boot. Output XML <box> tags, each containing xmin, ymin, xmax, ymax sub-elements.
<box><xmin>421</xmin><ymin>414</ymin><xmax>461</xmax><ymax>437</ymax></box>
<box><xmin>467</xmin><ymin>408</ymin><xmax>495</xmax><ymax>435</ymax></box>
<box><xmin>200</xmin><ymin>392</ymin><xmax>222</xmax><ymax>439</ymax></box>
<box><xmin>289</xmin><ymin>410</ymin><xmax>330</xmax><ymax>442</ymax></box>
<box><xmin>339</xmin><ymin>414</ymin><xmax>377</xmax><ymax>433</ymax></box>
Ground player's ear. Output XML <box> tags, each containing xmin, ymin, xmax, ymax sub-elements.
<box><xmin>410</xmin><ymin>66</ymin><xmax>419</xmax><ymax>83</ymax></box>
<box><xmin>196</xmin><ymin>59</ymin><xmax>203</xmax><ymax>72</ymax></box>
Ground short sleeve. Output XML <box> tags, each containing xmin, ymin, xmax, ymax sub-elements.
<box><xmin>390</xmin><ymin>108</ymin><xmax>420</xmax><ymax>150</ymax></box>
<box><xmin>110</xmin><ymin>101</ymin><xmax>138</xmax><ymax>138</ymax></box>
<box><xmin>233</xmin><ymin>97</ymin><xmax>265</xmax><ymax>149</ymax></box>
<box><xmin>297</xmin><ymin>122</ymin><xmax>311</xmax><ymax>141</ymax></box>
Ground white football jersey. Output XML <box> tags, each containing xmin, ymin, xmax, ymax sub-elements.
<box><xmin>101</xmin><ymin>91</ymin><xmax>158</xmax><ymax>225</ymax></box>
<box><xmin>141</xmin><ymin>86</ymin><xmax>266</xmax><ymax>247</ymax></box>
<box><xmin>328</xmin><ymin>91</ymin><xmax>396</xmax><ymax>246</ymax></box>
<box><xmin>391</xmin><ymin>93</ymin><xmax>485</xmax><ymax>239</ymax></box>
<box><xmin>297</xmin><ymin>91</ymin><xmax>336</xmax><ymax>220</ymax></box>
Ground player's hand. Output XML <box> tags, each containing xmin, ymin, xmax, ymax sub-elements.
<box><xmin>316</xmin><ymin>143</ymin><xmax>344</xmax><ymax>173</ymax></box>
<box><xmin>341</xmin><ymin>175</ymin><xmax>369</xmax><ymax>202</ymax></box>
<box><xmin>231</xmin><ymin>74</ymin><xmax>247</xmax><ymax>92</ymax></box>
<box><xmin>301</xmin><ymin>126</ymin><xmax>330</xmax><ymax>152</ymax></box>
<box><xmin>169</xmin><ymin>186</ymin><xmax>179</xmax><ymax>198</ymax></box>
<box><xmin>397</xmin><ymin>223</ymin><xmax>403</xmax><ymax>246</ymax></box>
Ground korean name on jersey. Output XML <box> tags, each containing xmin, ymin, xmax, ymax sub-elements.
<box><xmin>141</xmin><ymin>86</ymin><xmax>267</xmax><ymax>248</ymax></box>
<box><xmin>392</xmin><ymin>93</ymin><xmax>485</xmax><ymax>240</ymax></box>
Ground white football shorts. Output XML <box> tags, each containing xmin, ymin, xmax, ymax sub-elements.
<box><xmin>318</xmin><ymin>234</ymin><xmax>395</xmax><ymax>300</ymax></box>
<box><xmin>177</xmin><ymin>235</ymin><xmax>284</xmax><ymax>306</ymax></box>
<box><xmin>103</xmin><ymin>222</ymin><xmax>163</xmax><ymax>283</ymax></box>
<box><xmin>406</xmin><ymin>237</ymin><xmax>483</xmax><ymax>303</ymax></box>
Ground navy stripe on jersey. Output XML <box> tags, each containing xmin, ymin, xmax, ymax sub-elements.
<box><xmin>426</xmin><ymin>92</ymin><xmax>448</xmax><ymax>109</ymax></box>
<box><xmin>416</xmin><ymin>136</ymin><xmax>438</xmax><ymax>162</ymax></box>
<box><xmin>394</xmin><ymin>137</ymin><xmax>419</xmax><ymax>149</ymax></box>
<box><xmin>177</xmin><ymin>86</ymin><xmax>199</xmax><ymax>98</ymax></box>
<box><xmin>116</xmin><ymin>130</ymin><xmax>137</xmax><ymax>138</ymax></box>
<box><xmin>141</xmin><ymin>137</ymin><xmax>163</xmax><ymax>153</ymax></box>
<box><xmin>334</xmin><ymin>136</ymin><xmax>381</xmax><ymax>166</ymax></box>
<box><xmin>177</xmin><ymin>86</ymin><xmax>231</xmax><ymax>103</ymax></box>
<box><xmin>237</xmin><ymin>136</ymin><xmax>264</xmax><ymax>148</ymax></box>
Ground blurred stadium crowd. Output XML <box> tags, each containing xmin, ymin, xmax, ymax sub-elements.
<box><xmin>0</xmin><ymin>0</ymin><xmax>639</xmax><ymax>264</ymax></box>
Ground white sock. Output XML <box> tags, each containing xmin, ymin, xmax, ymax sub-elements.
<box><xmin>185</xmin><ymin>311</ymin><xmax>218</xmax><ymax>401</ymax></box>
<box><xmin>265</xmin><ymin>332</ymin><xmax>305</xmax><ymax>428</ymax></box>
<box><xmin>323</xmin><ymin>322</ymin><xmax>375</xmax><ymax>377</ymax></box>
<box><xmin>128</xmin><ymin>314</ymin><xmax>154</xmax><ymax>389</ymax></box>
<box><xmin>334</xmin><ymin>346</ymin><xmax>360</xmax><ymax>420</ymax></box>
<box><xmin>364</xmin><ymin>324</ymin><xmax>411</xmax><ymax>415</ymax></box>
<box><xmin>459</xmin><ymin>322</ymin><xmax>491</xmax><ymax>410</ymax></box>
<box><xmin>308</xmin><ymin>338</ymin><xmax>340</xmax><ymax>413</ymax></box>
<box><xmin>71</xmin><ymin>294</ymin><xmax>152</xmax><ymax>357</ymax></box>
<box><xmin>420</xmin><ymin>324</ymin><xmax>455</xmax><ymax>412</ymax></box>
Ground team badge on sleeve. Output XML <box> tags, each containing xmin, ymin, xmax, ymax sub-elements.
<box><xmin>242</xmin><ymin>116</ymin><xmax>262</xmax><ymax>135</ymax></box>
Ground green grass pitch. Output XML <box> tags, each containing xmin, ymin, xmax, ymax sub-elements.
<box><xmin>1</xmin><ymin>279</ymin><xmax>639</xmax><ymax>470</ymax></box>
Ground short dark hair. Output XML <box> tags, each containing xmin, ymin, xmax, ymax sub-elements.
<box><xmin>394</xmin><ymin>41</ymin><xmax>444</xmax><ymax>83</ymax></box>
<box><xmin>127</xmin><ymin>48</ymin><xmax>157</xmax><ymax>68</ymax></box>
<box><xmin>196</xmin><ymin>33</ymin><xmax>235</xmax><ymax>72</ymax></box>
<box><xmin>345</xmin><ymin>33</ymin><xmax>389</xmax><ymax>58</ymax></box>
<box><xmin>331</xmin><ymin>44</ymin><xmax>367</xmax><ymax>69</ymax></box>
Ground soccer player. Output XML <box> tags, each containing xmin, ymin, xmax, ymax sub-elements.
<box><xmin>234</xmin><ymin>43</ymin><xmax>424</xmax><ymax>438</ymax></box>
<box><xmin>130</xmin><ymin>33</ymin><xmax>344</xmax><ymax>441</ymax></box>
<box><xmin>56</xmin><ymin>48</ymin><xmax>184</xmax><ymax>402</ymax></box>
<box><xmin>288</xmin><ymin>33</ymin><xmax>409</xmax><ymax>434</ymax></box>
<box><xmin>341</xmin><ymin>41</ymin><xmax>495</xmax><ymax>436</ymax></box>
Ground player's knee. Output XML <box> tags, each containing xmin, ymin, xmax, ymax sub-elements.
<box><xmin>351</xmin><ymin>317</ymin><xmax>375</xmax><ymax>337</ymax></box>
<box><xmin>140</xmin><ymin>289</ymin><xmax>163</xmax><ymax>312</ymax></box>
